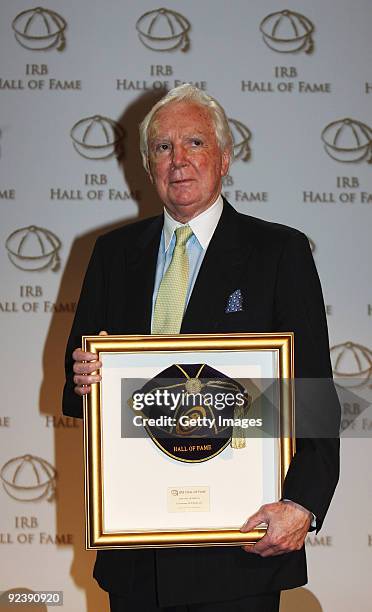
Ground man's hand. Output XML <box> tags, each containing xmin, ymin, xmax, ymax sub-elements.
<box><xmin>240</xmin><ymin>500</ymin><xmax>312</xmax><ymax>557</ymax></box>
<box><xmin>72</xmin><ymin>331</ymin><xmax>107</xmax><ymax>396</ymax></box>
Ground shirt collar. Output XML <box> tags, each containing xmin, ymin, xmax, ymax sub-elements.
<box><xmin>163</xmin><ymin>195</ymin><xmax>223</xmax><ymax>252</ymax></box>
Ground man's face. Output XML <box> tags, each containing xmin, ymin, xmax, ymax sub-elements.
<box><xmin>148</xmin><ymin>101</ymin><xmax>230</xmax><ymax>222</ymax></box>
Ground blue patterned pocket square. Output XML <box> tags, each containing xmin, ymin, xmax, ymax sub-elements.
<box><xmin>225</xmin><ymin>289</ymin><xmax>244</xmax><ymax>313</ymax></box>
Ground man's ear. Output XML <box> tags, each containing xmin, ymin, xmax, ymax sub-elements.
<box><xmin>221</xmin><ymin>149</ymin><xmax>231</xmax><ymax>177</ymax></box>
<box><xmin>147</xmin><ymin>157</ymin><xmax>154</xmax><ymax>183</ymax></box>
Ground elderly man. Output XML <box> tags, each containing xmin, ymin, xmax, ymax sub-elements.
<box><xmin>63</xmin><ymin>84</ymin><xmax>339</xmax><ymax>611</ymax></box>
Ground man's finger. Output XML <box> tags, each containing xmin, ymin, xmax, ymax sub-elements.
<box><xmin>99</xmin><ymin>330</ymin><xmax>108</xmax><ymax>335</ymax></box>
<box><xmin>74</xmin><ymin>384</ymin><xmax>91</xmax><ymax>396</ymax></box>
<box><xmin>250</xmin><ymin>534</ymin><xmax>276</xmax><ymax>556</ymax></box>
<box><xmin>242</xmin><ymin>532</ymin><xmax>278</xmax><ymax>557</ymax></box>
<box><xmin>241</xmin><ymin>543</ymin><xmax>256</xmax><ymax>554</ymax></box>
<box><xmin>241</xmin><ymin>532</ymin><xmax>271</xmax><ymax>555</ymax></box>
<box><xmin>72</xmin><ymin>347</ymin><xmax>98</xmax><ymax>362</ymax></box>
<box><xmin>74</xmin><ymin>373</ymin><xmax>101</xmax><ymax>386</ymax></box>
<box><xmin>240</xmin><ymin>510</ymin><xmax>265</xmax><ymax>533</ymax></box>
<box><xmin>73</xmin><ymin>360</ymin><xmax>102</xmax><ymax>375</ymax></box>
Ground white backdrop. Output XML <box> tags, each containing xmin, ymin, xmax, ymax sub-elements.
<box><xmin>0</xmin><ymin>1</ymin><xmax>371</xmax><ymax>610</ymax></box>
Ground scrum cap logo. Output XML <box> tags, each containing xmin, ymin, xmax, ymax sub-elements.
<box><xmin>130</xmin><ymin>363</ymin><xmax>251</xmax><ymax>462</ymax></box>
<box><xmin>260</xmin><ymin>10</ymin><xmax>314</xmax><ymax>54</ymax></box>
<box><xmin>0</xmin><ymin>454</ymin><xmax>56</xmax><ymax>502</ymax></box>
<box><xmin>6</xmin><ymin>225</ymin><xmax>61</xmax><ymax>272</ymax></box>
<box><xmin>12</xmin><ymin>7</ymin><xmax>67</xmax><ymax>52</ymax></box>
<box><xmin>70</xmin><ymin>115</ymin><xmax>125</xmax><ymax>160</ymax></box>
<box><xmin>228</xmin><ymin>119</ymin><xmax>251</xmax><ymax>162</ymax></box>
<box><xmin>321</xmin><ymin>118</ymin><xmax>372</xmax><ymax>163</ymax></box>
<box><xmin>136</xmin><ymin>8</ymin><xmax>191</xmax><ymax>52</ymax></box>
<box><xmin>331</xmin><ymin>341</ymin><xmax>372</xmax><ymax>388</ymax></box>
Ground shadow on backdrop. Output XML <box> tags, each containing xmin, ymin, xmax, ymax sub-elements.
<box><xmin>281</xmin><ymin>587</ymin><xmax>323</xmax><ymax>612</ymax></box>
<box><xmin>39</xmin><ymin>90</ymin><xmax>166</xmax><ymax>612</ymax></box>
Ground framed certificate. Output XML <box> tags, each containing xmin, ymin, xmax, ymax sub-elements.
<box><xmin>83</xmin><ymin>332</ymin><xmax>294</xmax><ymax>549</ymax></box>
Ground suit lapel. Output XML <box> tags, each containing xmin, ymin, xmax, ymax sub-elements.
<box><xmin>181</xmin><ymin>200</ymin><xmax>254</xmax><ymax>333</ymax></box>
<box><xmin>124</xmin><ymin>215</ymin><xmax>163</xmax><ymax>334</ymax></box>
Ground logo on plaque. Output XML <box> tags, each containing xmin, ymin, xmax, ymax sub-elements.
<box><xmin>228</xmin><ymin>119</ymin><xmax>252</xmax><ymax>162</ymax></box>
<box><xmin>130</xmin><ymin>364</ymin><xmax>252</xmax><ymax>463</ymax></box>
<box><xmin>321</xmin><ymin>118</ymin><xmax>372</xmax><ymax>163</ymax></box>
<box><xmin>70</xmin><ymin>115</ymin><xmax>124</xmax><ymax>160</ymax></box>
<box><xmin>331</xmin><ymin>341</ymin><xmax>372</xmax><ymax>388</ymax></box>
<box><xmin>259</xmin><ymin>10</ymin><xmax>314</xmax><ymax>54</ymax></box>
<box><xmin>136</xmin><ymin>8</ymin><xmax>191</xmax><ymax>52</ymax></box>
<box><xmin>0</xmin><ymin>454</ymin><xmax>56</xmax><ymax>501</ymax></box>
<box><xmin>12</xmin><ymin>7</ymin><xmax>67</xmax><ymax>52</ymax></box>
<box><xmin>5</xmin><ymin>225</ymin><xmax>61</xmax><ymax>272</ymax></box>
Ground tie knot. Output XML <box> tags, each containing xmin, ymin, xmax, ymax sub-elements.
<box><xmin>175</xmin><ymin>225</ymin><xmax>193</xmax><ymax>248</ymax></box>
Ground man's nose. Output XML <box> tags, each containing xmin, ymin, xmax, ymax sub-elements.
<box><xmin>171</xmin><ymin>143</ymin><xmax>188</xmax><ymax>167</ymax></box>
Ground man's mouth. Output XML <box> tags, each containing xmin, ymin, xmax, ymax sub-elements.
<box><xmin>170</xmin><ymin>178</ymin><xmax>194</xmax><ymax>184</ymax></box>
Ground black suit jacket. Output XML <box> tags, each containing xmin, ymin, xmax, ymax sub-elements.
<box><xmin>63</xmin><ymin>200</ymin><xmax>340</xmax><ymax>606</ymax></box>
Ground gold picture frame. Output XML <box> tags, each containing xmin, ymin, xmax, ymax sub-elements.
<box><xmin>83</xmin><ymin>332</ymin><xmax>295</xmax><ymax>549</ymax></box>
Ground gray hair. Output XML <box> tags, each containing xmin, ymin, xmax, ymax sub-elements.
<box><xmin>139</xmin><ymin>84</ymin><xmax>233</xmax><ymax>173</ymax></box>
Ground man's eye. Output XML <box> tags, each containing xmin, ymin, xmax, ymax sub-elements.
<box><xmin>192</xmin><ymin>139</ymin><xmax>202</xmax><ymax>146</ymax></box>
<box><xmin>156</xmin><ymin>143</ymin><xmax>170</xmax><ymax>152</ymax></box>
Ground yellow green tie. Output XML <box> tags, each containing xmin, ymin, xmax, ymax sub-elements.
<box><xmin>152</xmin><ymin>225</ymin><xmax>193</xmax><ymax>334</ymax></box>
